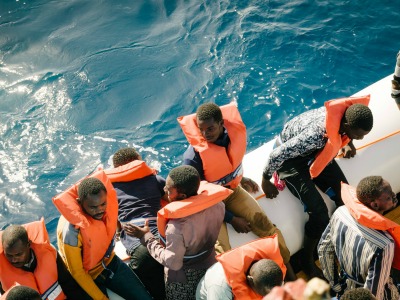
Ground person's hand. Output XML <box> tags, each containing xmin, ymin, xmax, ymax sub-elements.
<box><xmin>240</xmin><ymin>177</ymin><xmax>260</xmax><ymax>193</ymax></box>
<box><xmin>261</xmin><ymin>177</ymin><xmax>279</xmax><ymax>198</ymax></box>
<box><xmin>340</xmin><ymin>141</ymin><xmax>356</xmax><ymax>158</ymax></box>
<box><xmin>230</xmin><ymin>216</ymin><xmax>251</xmax><ymax>233</ymax></box>
<box><xmin>123</xmin><ymin>220</ymin><xmax>150</xmax><ymax>239</ymax></box>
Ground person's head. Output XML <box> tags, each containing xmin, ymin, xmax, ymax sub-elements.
<box><xmin>112</xmin><ymin>147</ymin><xmax>141</xmax><ymax>168</ymax></box>
<box><xmin>5</xmin><ymin>285</ymin><xmax>41</xmax><ymax>300</ymax></box>
<box><xmin>196</xmin><ymin>102</ymin><xmax>224</xmax><ymax>143</ymax></box>
<box><xmin>341</xmin><ymin>287</ymin><xmax>377</xmax><ymax>300</ymax></box>
<box><xmin>1</xmin><ymin>225</ymin><xmax>31</xmax><ymax>269</ymax></box>
<box><xmin>340</xmin><ymin>104</ymin><xmax>373</xmax><ymax>140</ymax></box>
<box><xmin>356</xmin><ymin>176</ymin><xmax>397</xmax><ymax>214</ymax></box>
<box><xmin>246</xmin><ymin>259</ymin><xmax>283</xmax><ymax>296</ymax></box>
<box><xmin>77</xmin><ymin>178</ymin><xmax>107</xmax><ymax>220</ymax></box>
<box><xmin>164</xmin><ymin>166</ymin><xmax>200</xmax><ymax>202</ymax></box>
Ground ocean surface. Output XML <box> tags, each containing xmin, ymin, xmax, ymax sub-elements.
<box><xmin>0</xmin><ymin>0</ymin><xmax>399</xmax><ymax>244</ymax></box>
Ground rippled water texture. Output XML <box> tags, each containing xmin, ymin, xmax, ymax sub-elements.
<box><xmin>0</xmin><ymin>0</ymin><xmax>399</xmax><ymax>241</ymax></box>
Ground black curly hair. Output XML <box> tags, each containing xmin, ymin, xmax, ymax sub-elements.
<box><xmin>2</xmin><ymin>225</ymin><xmax>29</xmax><ymax>249</ymax></box>
<box><xmin>168</xmin><ymin>165</ymin><xmax>200</xmax><ymax>197</ymax></box>
<box><xmin>344</xmin><ymin>104</ymin><xmax>373</xmax><ymax>131</ymax></box>
<box><xmin>6</xmin><ymin>285</ymin><xmax>41</xmax><ymax>300</ymax></box>
<box><xmin>196</xmin><ymin>102</ymin><xmax>223</xmax><ymax>122</ymax></box>
<box><xmin>341</xmin><ymin>287</ymin><xmax>376</xmax><ymax>300</ymax></box>
<box><xmin>248</xmin><ymin>259</ymin><xmax>283</xmax><ymax>295</ymax></box>
<box><xmin>356</xmin><ymin>176</ymin><xmax>384</xmax><ymax>205</ymax></box>
<box><xmin>113</xmin><ymin>147</ymin><xmax>140</xmax><ymax>167</ymax></box>
<box><xmin>78</xmin><ymin>177</ymin><xmax>107</xmax><ymax>202</ymax></box>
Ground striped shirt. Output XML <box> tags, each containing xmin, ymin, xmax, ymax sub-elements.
<box><xmin>318</xmin><ymin>206</ymin><xmax>400</xmax><ymax>300</ymax></box>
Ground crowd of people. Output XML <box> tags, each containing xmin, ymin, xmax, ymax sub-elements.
<box><xmin>1</xmin><ymin>54</ymin><xmax>400</xmax><ymax>300</ymax></box>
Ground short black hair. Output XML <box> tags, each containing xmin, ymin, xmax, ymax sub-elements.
<box><xmin>113</xmin><ymin>147</ymin><xmax>140</xmax><ymax>167</ymax></box>
<box><xmin>356</xmin><ymin>176</ymin><xmax>384</xmax><ymax>205</ymax></box>
<box><xmin>249</xmin><ymin>259</ymin><xmax>283</xmax><ymax>294</ymax></box>
<box><xmin>78</xmin><ymin>177</ymin><xmax>107</xmax><ymax>202</ymax></box>
<box><xmin>196</xmin><ymin>103</ymin><xmax>223</xmax><ymax>122</ymax></box>
<box><xmin>168</xmin><ymin>166</ymin><xmax>200</xmax><ymax>197</ymax></box>
<box><xmin>6</xmin><ymin>285</ymin><xmax>41</xmax><ymax>300</ymax></box>
<box><xmin>341</xmin><ymin>287</ymin><xmax>376</xmax><ymax>300</ymax></box>
<box><xmin>344</xmin><ymin>104</ymin><xmax>373</xmax><ymax>131</ymax></box>
<box><xmin>2</xmin><ymin>225</ymin><xmax>29</xmax><ymax>249</ymax></box>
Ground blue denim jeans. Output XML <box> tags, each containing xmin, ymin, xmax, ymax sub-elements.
<box><xmin>94</xmin><ymin>255</ymin><xmax>152</xmax><ymax>300</ymax></box>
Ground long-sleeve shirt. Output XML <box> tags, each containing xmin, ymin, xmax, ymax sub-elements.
<box><xmin>263</xmin><ymin>107</ymin><xmax>327</xmax><ymax>178</ymax></box>
<box><xmin>141</xmin><ymin>202</ymin><xmax>225</xmax><ymax>282</ymax></box>
<box><xmin>318</xmin><ymin>206</ymin><xmax>400</xmax><ymax>300</ymax></box>
<box><xmin>57</xmin><ymin>216</ymin><xmax>112</xmax><ymax>300</ymax></box>
<box><xmin>114</xmin><ymin>174</ymin><xmax>165</xmax><ymax>253</ymax></box>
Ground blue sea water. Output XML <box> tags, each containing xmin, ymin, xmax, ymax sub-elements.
<box><xmin>0</xmin><ymin>0</ymin><xmax>399</xmax><ymax>244</ymax></box>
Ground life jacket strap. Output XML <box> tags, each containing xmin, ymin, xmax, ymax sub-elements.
<box><xmin>211</xmin><ymin>163</ymin><xmax>243</xmax><ymax>187</ymax></box>
<box><xmin>41</xmin><ymin>281</ymin><xmax>63</xmax><ymax>300</ymax></box>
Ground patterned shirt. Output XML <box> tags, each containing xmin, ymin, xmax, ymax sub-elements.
<box><xmin>263</xmin><ymin>107</ymin><xmax>327</xmax><ymax>178</ymax></box>
<box><xmin>318</xmin><ymin>206</ymin><xmax>400</xmax><ymax>300</ymax></box>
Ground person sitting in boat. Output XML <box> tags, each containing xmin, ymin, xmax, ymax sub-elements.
<box><xmin>391</xmin><ymin>50</ymin><xmax>400</xmax><ymax>109</ymax></box>
<box><xmin>0</xmin><ymin>285</ymin><xmax>41</xmax><ymax>300</ymax></box>
<box><xmin>261</xmin><ymin>96</ymin><xmax>373</xmax><ymax>279</ymax></box>
<box><xmin>196</xmin><ymin>234</ymin><xmax>286</xmax><ymax>300</ymax></box>
<box><xmin>318</xmin><ymin>176</ymin><xmax>399</xmax><ymax>300</ymax></box>
<box><xmin>178</xmin><ymin>102</ymin><xmax>296</xmax><ymax>281</ymax></box>
<box><xmin>127</xmin><ymin>165</ymin><xmax>228</xmax><ymax>300</ymax></box>
<box><xmin>54</xmin><ymin>171</ymin><xmax>152</xmax><ymax>300</ymax></box>
<box><xmin>0</xmin><ymin>219</ymin><xmax>91</xmax><ymax>300</ymax></box>
<box><xmin>104</xmin><ymin>147</ymin><xmax>166</xmax><ymax>300</ymax></box>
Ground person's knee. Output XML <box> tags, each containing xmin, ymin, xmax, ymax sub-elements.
<box><xmin>252</xmin><ymin>212</ymin><xmax>275</xmax><ymax>233</ymax></box>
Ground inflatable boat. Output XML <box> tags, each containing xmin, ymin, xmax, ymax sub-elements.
<box><xmin>109</xmin><ymin>74</ymin><xmax>400</xmax><ymax>299</ymax></box>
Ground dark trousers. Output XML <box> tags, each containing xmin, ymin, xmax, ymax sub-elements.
<box><xmin>279</xmin><ymin>154</ymin><xmax>348</xmax><ymax>239</ymax></box>
<box><xmin>94</xmin><ymin>255</ymin><xmax>152</xmax><ymax>300</ymax></box>
<box><xmin>56</xmin><ymin>253</ymin><xmax>92</xmax><ymax>300</ymax></box>
<box><xmin>129</xmin><ymin>244</ymin><xmax>166</xmax><ymax>300</ymax></box>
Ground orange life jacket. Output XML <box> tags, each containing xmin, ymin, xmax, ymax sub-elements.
<box><xmin>157</xmin><ymin>181</ymin><xmax>232</xmax><ymax>238</ymax></box>
<box><xmin>309</xmin><ymin>95</ymin><xmax>370</xmax><ymax>178</ymax></box>
<box><xmin>0</xmin><ymin>218</ymin><xmax>66</xmax><ymax>300</ymax></box>
<box><xmin>53</xmin><ymin>170</ymin><xmax>118</xmax><ymax>271</ymax></box>
<box><xmin>177</xmin><ymin>103</ymin><xmax>247</xmax><ymax>188</ymax></box>
<box><xmin>216</xmin><ymin>234</ymin><xmax>286</xmax><ymax>300</ymax></box>
<box><xmin>104</xmin><ymin>160</ymin><xmax>156</xmax><ymax>183</ymax></box>
<box><xmin>341</xmin><ymin>182</ymin><xmax>400</xmax><ymax>270</ymax></box>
